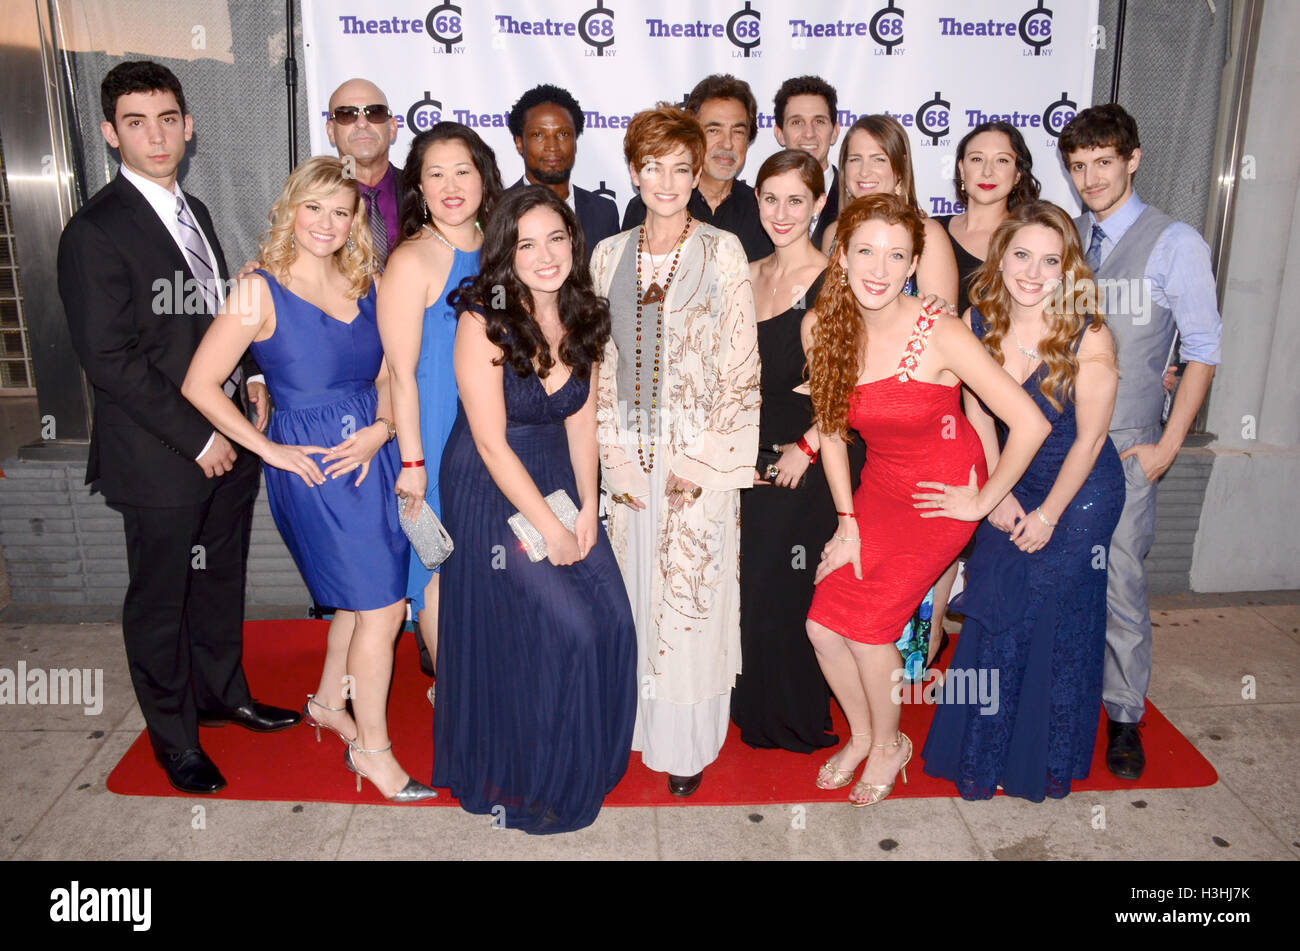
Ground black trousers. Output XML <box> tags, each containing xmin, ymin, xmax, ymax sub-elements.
<box><xmin>112</xmin><ymin>452</ymin><xmax>259</xmax><ymax>756</ymax></box>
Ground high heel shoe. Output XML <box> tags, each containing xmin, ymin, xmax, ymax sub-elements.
<box><xmin>302</xmin><ymin>694</ymin><xmax>355</xmax><ymax>745</ymax></box>
<box><xmin>815</xmin><ymin>731</ymin><xmax>870</xmax><ymax>790</ymax></box>
<box><xmin>849</xmin><ymin>732</ymin><xmax>912</xmax><ymax>807</ymax></box>
<box><xmin>344</xmin><ymin>740</ymin><xmax>438</xmax><ymax>802</ymax></box>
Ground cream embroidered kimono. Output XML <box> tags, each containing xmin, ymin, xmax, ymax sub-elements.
<box><xmin>591</xmin><ymin>223</ymin><xmax>760</xmax><ymax>705</ymax></box>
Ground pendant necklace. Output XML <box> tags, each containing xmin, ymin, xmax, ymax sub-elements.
<box><xmin>1012</xmin><ymin>323</ymin><xmax>1040</xmax><ymax>361</ymax></box>
<box><xmin>634</xmin><ymin>215</ymin><xmax>692</xmax><ymax>473</ymax></box>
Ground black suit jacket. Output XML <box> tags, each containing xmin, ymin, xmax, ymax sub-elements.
<box><xmin>812</xmin><ymin>166</ymin><xmax>841</xmax><ymax>250</ymax></box>
<box><xmin>57</xmin><ymin>173</ymin><xmax>257</xmax><ymax>507</ymax></box>
<box><xmin>508</xmin><ymin>178</ymin><xmax>620</xmax><ymax>262</ymax></box>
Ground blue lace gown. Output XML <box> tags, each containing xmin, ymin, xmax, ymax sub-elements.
<box><xmin>250</xmin><ymin>271</ymin><xmax>408</xmax><ymax>610</ymax></box>
<box><xmin>922</xmin><ymin>308</ymin><xmax>1123</xmax><ymax>801</ymax></box>
<box><xmin>406</xmin><ymin>246</ymin><xmax>480</xmax><ymax>612</ymax></box>
<box><xmin>432</xmin><ymin>360</ymin><xmax>637</xmax><ymax>833</ymax></box>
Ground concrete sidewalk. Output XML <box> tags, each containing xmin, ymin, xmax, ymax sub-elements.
<box><xmin>1</xmin><ymin>593</ymin><xmax>1297</xmax><ymax>861</ymax></box>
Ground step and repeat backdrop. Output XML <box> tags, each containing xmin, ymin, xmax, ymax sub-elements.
<box><xmin>302</xmin><ymin>0</ymin><xmax>1099</xmax><ymax>217</ymax></box>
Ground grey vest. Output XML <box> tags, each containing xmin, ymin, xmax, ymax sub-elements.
<box><xmin>1075</xmin><ymin>205</ymin><xmax>1177</xmax><ymax>431</ymax></box>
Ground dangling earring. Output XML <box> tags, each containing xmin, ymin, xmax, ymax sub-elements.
<box><xmin>422</xmin><ymin>195</ymin><xmax>430</xmax><ymax>221</ymax></box>
<box><xmin>289</xmin><ymin>233</ymin><xmax>295</xmax><ymax>249</ymax></box>
<box><xmin>346</xmin><ymin>233</ymin><xmax>355</xmax><ymax>254</ymax></box>
<box><xmin>839</xmin><ymin>269</ymin><xmax>847</xmax><ymax>287</ymax></box>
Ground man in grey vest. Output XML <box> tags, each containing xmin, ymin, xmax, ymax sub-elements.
<box><xmin>1059</xmin><ymin>104</ymin><xmax>1222</xmax><ymax>779</ymax></box>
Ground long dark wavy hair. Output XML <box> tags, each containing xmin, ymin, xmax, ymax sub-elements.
<box><xmin>450</xmin><ymin>186</ymin><xmax>610</xmax><ymax>381</ymax></box>
<box><xmin>396</xmin><ymin>122</ymin><xmax>502</xmax><ymax>243</ymax></box>
<box><xmin>953</xmin><ymin>121</ymin><xmax>1041</xmax><ymax>209</ymax></box>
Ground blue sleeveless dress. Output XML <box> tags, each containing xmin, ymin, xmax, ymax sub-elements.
<box><xmin>250</xmin><ymin>270</ymin><xmax>407</xmax><ymax>610</ymax></box>
<box><xmin>432</xmin><ymin>360</ymin><xmax>637</xmax><ymax>834</ymax></box>
<box><xmin>922</xmin><ymin>308</ymin><xmax>1123</xmax><ymax>800</ymax></box>
<box><xmin>406</xmin><ymin>246</ymin><xmax>480</xmax><ymax>611</ymax></box>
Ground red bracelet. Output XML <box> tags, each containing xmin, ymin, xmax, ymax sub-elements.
<box><xmin>401</xmin><ymin>459</ymin><xmax>425</xmax><ymax>468</ymax></box>
<box><xmin>836</xmin><ymin>511</ymin><xmax>856</xmax><ymax>519</ymax></box>
<box><xmin>796</xmin><ymin>436</ymin><xmax>817</xmax><ymax>464</ymax></box>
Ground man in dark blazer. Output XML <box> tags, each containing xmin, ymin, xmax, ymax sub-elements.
<box><xmin>57</xmin><ymin>61</ymin><xmax>298</xmax><ymax>794</ymax></box>
<box><xmin>773</xmin><ymin>76</ymin><xmax>843</xmax><ymax>250</ymax></box>
<box><xmin>507</xmin><ymin>84</ymin><xmax>620</xmax><ymax>260</ymax></box>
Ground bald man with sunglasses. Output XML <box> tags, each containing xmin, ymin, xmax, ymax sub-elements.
<box><xmin>326</xmin><ymin>78</ymin><xmax>400</xmax><ymax>267</ymax></box>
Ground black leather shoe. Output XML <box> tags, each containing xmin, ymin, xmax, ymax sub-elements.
<box><xmin>198</xmin><ymin>701</ymin><xmax>301</xmax><ymax>732</ymax></box>
<box><xmin>1106</xmin><ymin>721</ymin><xmax>1145</xmax><ymax>780</ymax></box>
<box><xmin>667</xmin><ymin>772</ymin><xmax>703</xmax><ymax>797</ymax></box>
<box><xmin>157</xmin><ymin>748</ymin><xmax>226</xmax><ymax>794</ymax></box>
<box><xmin>414</xmin><ymin>619</ymin><xmax>436</xmax><ymax>677</ymax></box>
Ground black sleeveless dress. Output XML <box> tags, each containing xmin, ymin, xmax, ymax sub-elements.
<box><xmin>934</xmin><ymin>214</ymin><xmax>985</xmax><ymax>319</ymax></box>
<box><xmin>731</xmin><ymin>272</ymin><xmax>864</xmax><ymax>752</ymax></box>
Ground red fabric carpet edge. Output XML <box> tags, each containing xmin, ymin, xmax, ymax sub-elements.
<box><xmin>106</xmin><ymin>620</ymin><xmax>1217</xmax><ymax>806</ymax></box>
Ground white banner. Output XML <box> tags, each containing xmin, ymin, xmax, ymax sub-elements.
<box><xmin>302</xmin><ymin>0</ymin><xmax>1098</xmax><ymax>218</ymax></box>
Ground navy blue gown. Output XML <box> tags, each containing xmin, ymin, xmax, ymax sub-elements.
<box><xmin>249</xmin><ymin>271</ymin><xmax>408</xmax><ymax>610</ymax></box>
<box><xmin>432</xmin><ymin>359</ymin><xmax>637</xmax><ymax>834</ymax></box>
<box><xmin>922</xmin><ymin>308</ymin><xmax>1123</xmax><ymax>801</ymax></box>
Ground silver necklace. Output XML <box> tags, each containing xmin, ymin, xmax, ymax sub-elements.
<box><xmin>1012</xmin><ymin>324</ymin><xmax>1040</xmax><ymax>361</ymax></box>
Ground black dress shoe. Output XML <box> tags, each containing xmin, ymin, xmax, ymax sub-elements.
<box><xmin>157</xmin><ymin>748</ymin><xmax>226</xmax><ymax>794</ymax></box>
<box><xmin>667</xmin><ymin>772</ymin><xmax>703</xmax><ymax>797</ymax></box>
<box><xmin>198</xmin><ymin>700</ymin><xmax>302</xmax><ymax>732</ymax></box>
<box><xmin>414</xmin><ymin>619</ymin><xmax>436</xmax><ymax>678</ymax></box>
<box><xmin>1106</xmin><ymin>721</ymin><xmax>1146</xmax><ymax>780</ymax></box>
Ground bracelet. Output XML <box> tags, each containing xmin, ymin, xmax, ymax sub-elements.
<box><xmin>796</xmin><ymin>436</ymin><xmax>818</xmax><ymax>464</ymax></box>
<box><xmin>833</xmin><ymin>534</ymin><xmax>858</xmax><ymax>543</ymax></box>
<box><xmin>836</xmin><ymin>511</ymin><xmax>856</xmax><ymax>519</ymax></box>
<box><xmin>401</xmin><ymin>459</ymin><xmax>425</xmax><ymax>468</ymax></box>
<box><xmin>375</xmin><ymin>416</ymin><xmax>396</xmax><ymax>442</ymax></box>
<box><xmin>1034</xmin><ymin>507</ymin><xmax>1056</xmax><ymax>528</ymax></box>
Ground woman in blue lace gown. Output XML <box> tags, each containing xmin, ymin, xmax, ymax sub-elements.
<box><xmin>432</xmin><ymin>186</ymin><xmax>636</xmax><ymax>833</ymax></box>
<box><xmin>380</xmin><ymin>123</ymin><xmax>500</xmax><ymax>674</ymax></box>
<box><xmin>923</xmin><ymin>201</ymin><xmax>1123</xmax><ymax>802</ymax></box>
<box><xmin>184</xmin><ymin>156</ymin><xmax>433</xmax><ymax>801</ymax></box>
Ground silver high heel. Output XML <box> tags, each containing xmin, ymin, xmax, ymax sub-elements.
<box><xmin>344</xmin><ymin>740</ymin><xmax>438</xmax><ymax>802</ymax></box>
<box><xmin>302</xmin><ymin>694</ymin><xmax>355</xmax><ymax>745</ymax></box>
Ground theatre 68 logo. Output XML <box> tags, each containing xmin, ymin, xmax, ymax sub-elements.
<box><xmin>915</xmin><ymin>91</ymin><xmax>950</xmax><ymax>147</ymax></box>
<box><xmin>1018</xmin><ymin>0</ymin><xmax>1052</xmax><ymax>55</ymax></box>
<box><xmin>578</xmin><ymin>1</ymin><xmax>616</xmax><ymax>56</ymax></box>
<box><xmin>425</xmin><ymin>1</ymin><xmax>464</xmax><ymax>54</ymax></box>
<box><xmin>407</xmin><ymin>91</ymin><xmax>444</xmax><ymax>132</ymax></box>
<box><xmin>869</xmin><ymin>0</ymin><xmax>904</xmax><ymax>54</ymax></box>
<box><xmin>727</xmin><ymin>2</ymin><xmax>761</xmax><ymax>57</ymax></box>
<box><xmin>1042</xmin><ymin>92</ymin><xmax>1077</xmax><ymax>142</ymax></box>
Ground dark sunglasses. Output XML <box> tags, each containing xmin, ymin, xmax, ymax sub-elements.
<box><xmin>329</xmin><ymin>104</ymin><xmax>392</xmax><ymax>125</ymax></box>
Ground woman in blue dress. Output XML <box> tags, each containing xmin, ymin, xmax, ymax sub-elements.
<box><xmin>184</xmin><ymin>156</ymin><xmax>434</xmax><ymax>802</ymax></box>
<box><xmin>379</xmin><ymin>123</ymin><xmax>501</xmax><ymax>684</ymax></box>
<box><xmin>921</xmin><ymin>200</ymin><xmax>1123</xmax><ymax>801</ymax></box>
<box><xmin>432</xmin><ymin>186</ymin><xmax>637</xmax><ymax>834</ymax></box>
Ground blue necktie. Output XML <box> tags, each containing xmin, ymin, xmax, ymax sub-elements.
<box><xmin>1086</xmin><ymin>223</ymin><xmax>1106</xmax><ymax>272</ymax></box>
<box><xmin>177</xmin><ymin>196</ymin><xmax>238</xmax><ymax>397</ymax></box>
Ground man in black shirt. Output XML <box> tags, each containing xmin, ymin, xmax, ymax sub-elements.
<box><xmin>622</xmin><ymin>74</ymin><xmax>773</xmax><ymax>262</ymax></box>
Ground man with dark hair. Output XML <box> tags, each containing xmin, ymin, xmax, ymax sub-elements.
<box><xmin>622</xmin><ymin>74</ymin><xmax>773</xmax><ymax>262</ymax></box>
<box><xmin>326</xmin><ymin>78</ymin><xmax>400</xmax><ymax>267</ymax></box>
<box><xmin>59</xmin><ymin>61</ymin><xmax>298</xmax><ymax>794</ymax></box>
<box><xmin>1059</xmin><ymin>103</ymin><xmax>1222</xmax><ymax>780</ymax></box>
<box><xmin>773</xmin><ymin>75</ymin><xmax>841</xmax><ymax>248</ymax></box>
<box><xmin>507</xmin><ymin>83</ymin><xmax>619</xmax><ymax>260</ymax></box>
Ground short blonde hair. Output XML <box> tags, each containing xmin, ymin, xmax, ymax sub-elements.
<box><xmin>258</xmin><ymin>155</ymin><xmax>374</xmax><ymax>299</ymax></box>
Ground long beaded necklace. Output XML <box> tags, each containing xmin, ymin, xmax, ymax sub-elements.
<box><xmin>634</xmin><ymin>214</ymin><xmax>692</xmax><ymax>474</ymax></box>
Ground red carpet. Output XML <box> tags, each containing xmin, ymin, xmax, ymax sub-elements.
<box><xmin>107</xmin><ymin>620</ymin><xmax>1217</xmax><ymax>805</ymax></box>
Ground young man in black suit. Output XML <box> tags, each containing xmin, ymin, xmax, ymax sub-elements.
<box><xmin>507</xmin><ymin>84</ymin><xmax>620</xmax><ymax>260</ymax></box>
<box><xmin>57</xmin><ymin>61</ymin><xmax>298</xmax><ymax>794</ymax></box>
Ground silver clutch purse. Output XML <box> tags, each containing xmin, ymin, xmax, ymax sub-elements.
<box><xmin>508</xmin><ymin>490</ymin><xmax>579</xmax><ymax>563</ymax></box>
<box><xmin>397</xmin><ymin>498</ymin><xmax>454</xmax><ymax>569</ymax></box>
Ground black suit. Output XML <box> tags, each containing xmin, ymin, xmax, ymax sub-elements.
<box><xmin>508</xmin><ymin>178</ymin><xmax>620</xmax><ymax>262</ymax></box>
<box><xmin>812</xmin><ymin>166</ymin><xmax>841</xmax><ymax>250</ymax></box>
<box><xmin>58</xmin><ymin>172</ymin><xmax>259</xmax><ymax>756</ymax></box>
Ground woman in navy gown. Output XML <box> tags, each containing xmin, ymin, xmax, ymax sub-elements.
<box><xmin>184</xmin><ymin>156</ymin><xmax>434</xmax><ymax>802</ymax></box>
<box><xmin>922</xmin><ymin>200</ymin><xmax>1123</xmax><ymax>801</ymax></box>
<box><xmin>432</xmin><ymin>186</ymin><xmax>636</xmax><ymax>833</ymax></box>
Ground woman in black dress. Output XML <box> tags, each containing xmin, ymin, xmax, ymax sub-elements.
<box><xmin>934</xmin><ymin>121</ymin><xmax>1040</xmax><ymax>318</ymax></box>
<box><xmin>732</xmin><ymin>150</ymin><xmax>863</xmax><ymax>752</ymax></box>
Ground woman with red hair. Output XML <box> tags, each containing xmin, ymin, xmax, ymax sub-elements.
<box><xmin>803</xmin><ymin>194</ymin><xmax>1049</xmax><ymax>806</ymax></box>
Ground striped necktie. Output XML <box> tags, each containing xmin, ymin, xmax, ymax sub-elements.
<box><xmin>176</xmin><ymin>196</ymin><xmax>239</xmax><ymax>398</ymax></box>
<box><xmin>1086</xmin><ymin>223</ymin><xmax>1106</xmax><ymax>272</ymax></box>
<box><xmin>364</xmin><ymin>188</ymin><xmax>389</xmax><ymax>268</ymax></box>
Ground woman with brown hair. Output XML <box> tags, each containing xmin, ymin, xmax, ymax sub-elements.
<box><xmin>923</xmin><ymin>201</ymin><xmax>1122</xmax><ymax>801</ymax></box>
<box><xmin>592</xmin><ymin>105</ymin><xmax>759</xmax><ymax>797</ymax></box>
<box><xmin>803</xmin><ymin>194</ymin><xmax>1049</xmax><ymax>806</ymax></box>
